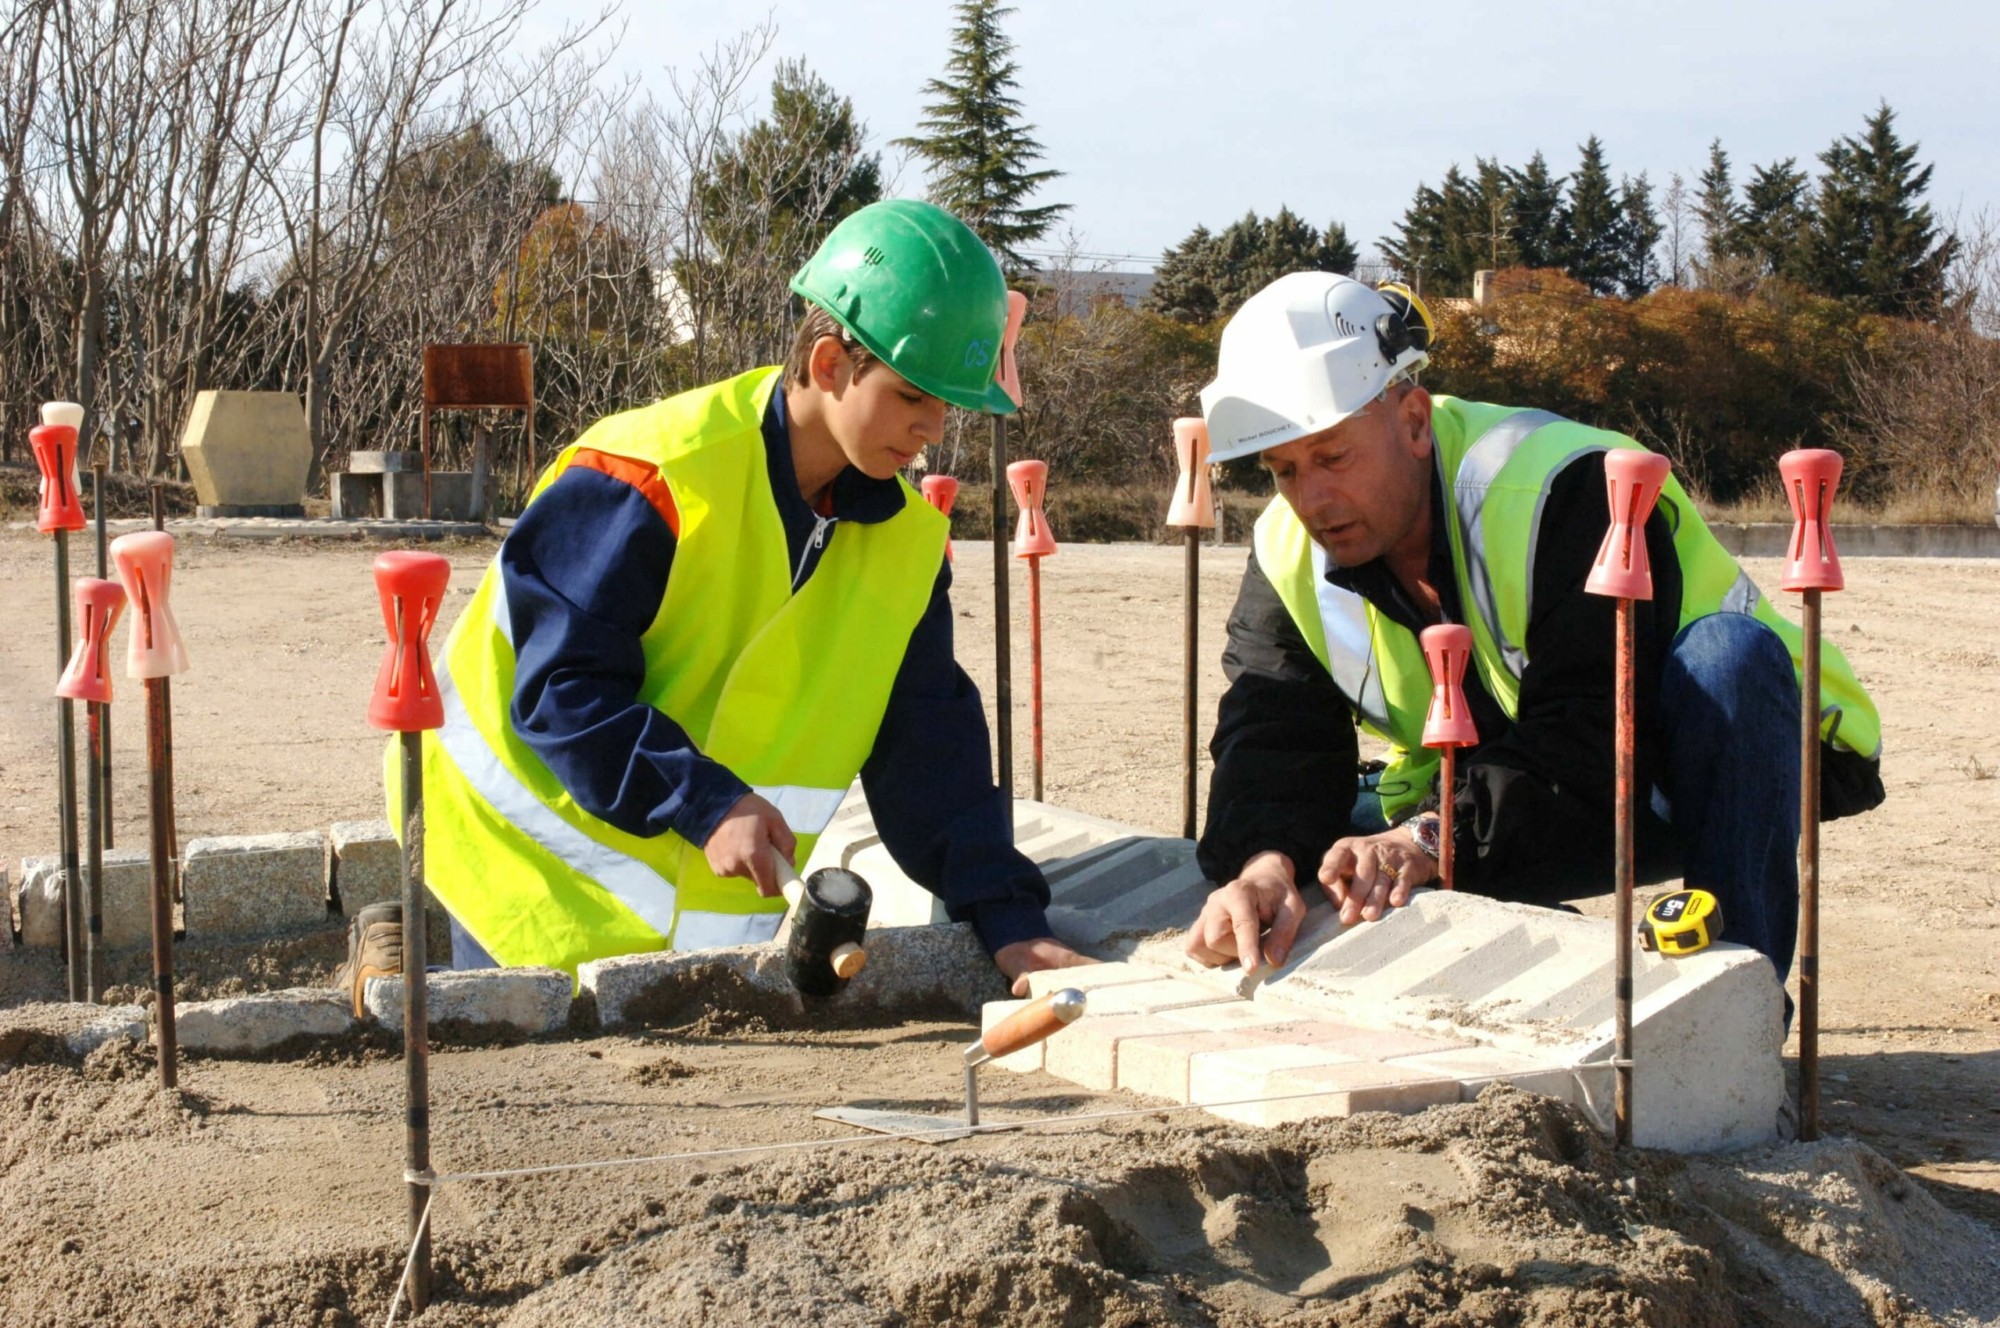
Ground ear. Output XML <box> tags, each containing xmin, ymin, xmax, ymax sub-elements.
<box><xmin>808</xmin><ymin>335</ymin><xmax>850</xmax><ymax>393</ymax></box>
<box><xmin>1398</xmin><ymin>386</ymin><xmax>1434</xmax><ymax>457</ymax></box>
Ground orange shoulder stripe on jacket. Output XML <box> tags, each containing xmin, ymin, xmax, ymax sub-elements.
<box><xmin>570</xmin><ymin>448</ymin><xmax>680</xmax><ymax>537</ymax></box>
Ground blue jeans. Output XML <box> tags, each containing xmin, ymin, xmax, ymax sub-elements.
<box><xmin>448</xmin><ymin>912</ymin><xmax>500</xmax><ymax>970</ymax></box>
<box><xmin>1649</xmin><ymin>612</ymin><xmax>1801</xmax><ymax>980</ymax></box>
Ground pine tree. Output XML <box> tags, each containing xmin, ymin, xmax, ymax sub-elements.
<box><xmin>1507</xmin><ymin>151</ymin><xmax>1568</xmax><ymax>268</ymax></box>
<box><xmin>893</xmin><ymin>0</ymin><xmax>1067</xmax><ymax>271</ymax></box>
<box><xmin>1146</xmin><ymin>224</ymin><xmax>1222</xmax><ymax>322</ymax></box>
<box><xmin>1144</xmin><ymin>208</ymin><xmax>1359</xmax><ymax>322</ymax></box>
<box><xmin>1694</xmin><ymin>138</ymin><xmax>1742</xmax><ymax>262</ymax></box>
<box><xmin>1382</xmin><ymin>178</ymin><xmax>1449</xmax><ymax>294</ymax></box>
<box><xmin>1800</xmin><ymin>102</ymin><xmax>1956</xmax><ymax>316</ymax></box>
<box><xmin>1382</xmin><ymin>165</ymin><xmax>1491</xmax><ymax>296</ymax></box>
<box><xmin>1562</xmin><ymin>136</ymin><xmax>1624</xmax><ymax>295</ymax></box>
<box><xmin>1468</xmin><ymin>158</ymin><xmax>1519</xmax><ymax>272</ymax></box>
<box><xmin>1618</xmin><ymin>171</ymin><xmax>1663</xmax><ymax>297</ymax></box>
<box><xmin>1740</xmin><ymin>158</ymin><xmax>1811</xmax><ymax>281</ymax></box>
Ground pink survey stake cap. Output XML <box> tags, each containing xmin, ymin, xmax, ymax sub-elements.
<box><xmin>994</xmin><ymin>290</ymin><xmax>1029</xmax><ymax>408</ymax></box>
<box><xmin>369</xmin><ymin>551</ymin><xmax>451</xmax><ymax>732</ymax></box>
<box><xmin>111</xmin><ymin>531</ymin><xmax>189</xmax><ymax>678</ymax></box>
<box><xmin>920</xmin><ymin>475</ymin><xmax>958</xmax><ymax>562</ymax></box>
<box><xmin>1419</xmin><ymin>623</ymin><xmax>1478</xmax><ymax>749</ymax></box>
<box><xmin>30</xmin><ymin>421</ymin><xmax>86</xmax><ymax>534</ymax></box>
<box><xmin>1007</xmin><ymin>459</ymin><xmax>1057</xmax><ymax>559</ymax></box>
<box><xmin>1779</xmin><ymin>448</ymin><xmax>1845</xmax><ymax>593</ymax></box>
<box><xmin>56</xmin><ymin>578</ymin><xmax>128</xmax><ymax>704</ymax></box>
<box><xmin>1166</xmin><ymin>418</ymin><xmax>1216</xmax><ymax>529</ymax></box>
<box><xmin>1584</xmin><ymin>450</ymin><xmax>1673</xmax><ymax>602</ymax></box>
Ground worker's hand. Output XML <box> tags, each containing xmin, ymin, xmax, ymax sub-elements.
<box><xmin>1317</xmin><ymin>829</ymin><xmax>1435</xmax><ymax>926</ymax></box>
<box><xmin>994</xmin><ymin>937</ymin><xmax>1097</xmax><ymax>998</ymax></box>
<box><xmin>1184</xmin><ymin>851</ymin><xmax>1306</xmax><ymax>972</ymax></box>
<box><xmin>703</xmin><ymin>793</ymin><xmax>797</xmax><ymax>898</ymax></box>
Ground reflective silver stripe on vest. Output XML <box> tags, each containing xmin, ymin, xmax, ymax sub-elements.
<box><xmin>1452</xmin><ymin>410</ymin><xmax>1563</xmax><ymax>681</ymax></box>
<box><xmin>1719</xmin><ymin>568</ymin><xmax>1761</xmax><ymax>616</ymax></box>
<box><xmin>752</xmin><ymin>784</ymin><xmax>847</xmax><ymax>836</ymax></box>
<box><xmin>672</xmin><ymin>909</ymin><xmax>785</xmax><ymax>951</ymax></box>
<box><xmin>434</xmin><ymin>663</ymin><xmax>682</xmax><ymax>941</ymax></box>
<box><xmin>1309</xmin><ymin>543</ymin><xmax>1392</xmax><ymax>732</ymax></box>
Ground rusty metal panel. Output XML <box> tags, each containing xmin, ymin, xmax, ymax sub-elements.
<box><xmin>422</xmin><ymin>344</ymin><xmax>533</xmax><ymax>410</ymax></box>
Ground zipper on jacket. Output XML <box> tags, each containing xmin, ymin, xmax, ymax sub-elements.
<box><xmin>792</xmin><ymin>513</ymin><xmax>835</xmax><ymax>591</ymax></box>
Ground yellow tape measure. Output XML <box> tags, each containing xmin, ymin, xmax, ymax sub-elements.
<box><xmin>1639</xmin><ymin>889</ymin><xmax>1723</xmax><ymax>956</ymax></box>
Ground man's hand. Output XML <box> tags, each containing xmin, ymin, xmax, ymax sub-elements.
<box><xmin>703</xmin><ymin>793</ymin><xmax>797</xmax><ymax>897</ymax></box>
<box><xmin>1184</xmin><ymin>851</ymin><xmax>1306</xmax><ymax>971</ymax></box>
<box><xmin>994</xmin><ymin>936</ymin><xmax>1097</xmax><ymax>998</ymax></box>
<box><xmin>1317</xmin><ymin>827</ymin><xmax>1436</xmax><ymax>925</ymax></box>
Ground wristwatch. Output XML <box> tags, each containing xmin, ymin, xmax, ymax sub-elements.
<box><xmin>1407</xmin><ymin>813</ymin><xmax>1443</xmax><ymax>860</ymax></box>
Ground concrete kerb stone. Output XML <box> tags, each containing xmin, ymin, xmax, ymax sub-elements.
<box><xmin>0</xmin><ymin>1002</ymin><xmax>148</xmax><ymax>1058</ymax></box>
<box><xmin>365</xmin><ymin>968</ymin><xmax>572</xmax><ymax>1040</ymax></box>
<box><xmin>16</xmin><ymin>851</ymin><xmax>157</xmax><ymax>949</ymax></box>
<box><xmin>328</xmin><ymin>820</ymin><xmax>400</xmax><ymax>911</ymax></box>
<box><xmin>582</xmin><ymin>923</ymin><xmax>1006</xmax><ymax>1029</ymax></box>
<box><xmin>177</xmin><ymin>989</ymin><xmax>356</xmax><ymax>1056</ymax></box>
<box><xmin>182</xmin><ymin>832</ymin><xmax>329</xmax><ymax>937</ymax></box>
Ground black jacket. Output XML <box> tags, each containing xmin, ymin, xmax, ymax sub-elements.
<box><xmin>1197</xmin><ymin>449</ymin><xmax>1884</xmax><ymax>896</ymax></box>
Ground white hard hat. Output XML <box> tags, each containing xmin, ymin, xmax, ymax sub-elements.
<box><xmin>1198</xmin><ymin>272</ymin><xmax>1432</xmax><ymax>464</ymax></box>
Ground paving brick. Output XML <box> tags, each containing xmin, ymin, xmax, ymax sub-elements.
<box><xmin>1061</xmin><ymin>977</ymin><xmax>1232</xmax><ymax>1016</ymax></box>
<box><xmin>1116</xmin><ymin>1030</ymin><xmax>1245</xmax><ymax>1103</ymax></box>
<box><xmin>177</xmin><ymin>989</ymin><xmax>355</xmax><ymax>1056</ymax></box>
<box><xmin>182</xmin><ymin>832</ymin><xmax>327</xmax><ymax>937</ymax></box>
<box><xmin>1387</xmin><ymin>1046</ymin><xmax>1578</xmax><ymax>1104</ymax></box>
<box><xmin>1244</xmin><ymin>1020</ymin><xmax>1472</xmax><ymax>1061</ymax></box>
<box><xmin>365</xmin><ymin>967</ymin><xmax>572</xmax><ymax>1038</ymax></box>
<box><xmin>1041</xmin><ymin>1013</ymin><xmax>1192</xmax><ymax>1092</ymax></box>
<box><xmin>1186</xmin><ymin>1042</ymin><xmax>1361</xmax><ymax>1111</ymax></box>
<box><xmin>1022</xmin><ymin>961</ymin><xmax>1166</xmax><ymax>998</ymax></box>
<box><xmin>328</xmin><ymin>820</ymin><xmax>400</xmax><ymax>910</ymax></box>
<box><xmin>1155</xmin><ymin>1002</ymin><xmax>1307</xmax><ymax>1034</ymax></box>
<box><xmin>1218</xmin><ymin>1060</ymin><xmax>1461</xmax><ymax>1127</ymax></box>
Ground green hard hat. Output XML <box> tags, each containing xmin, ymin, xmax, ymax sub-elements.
<box><xmin>790</xmin><ymin>199</ymin><xmax>1016</xmax><ymax>415</ymax></box>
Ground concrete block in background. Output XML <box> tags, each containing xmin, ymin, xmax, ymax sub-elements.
<box><xmin>347</xmin><ymin>450</ymin><xmax>420</xmax><ymax>473</ymax></box>
<box><xmin>365</xmin><ymin>967</ymin><xmax>572</xmax><ymax>1038</ymax></box>
<box><xmin>329</xmin><ymin>472</ymin><xmax>381</xmax><ymax>519</ymax></box>
<box><xmin>179</xmin><ymin>389</ymin><xmax>310</xmax><ymax>510</ymax></box>
<box><xmin>177</xmin><ymin>989</ymin><xmax>355</xmax><ymax>1056</ymax></box>
<box><xmin>382</xmin><ymin>472</ymin><xmax>425</xmax><ymax>520</ymax></box>
<box><xmin>17</xmin><ymin>851</ymin><xmax>157</xmax><ymax>949</ymax></box>
<box><xmin>328</xmin><ymin>820</ymin><xmax>400</xmax><ymax>911</ymax></box>
<box><xmin>181</xmin><ymin>832</ymin><xmax>327</xmax><ymax>937</ymax></box>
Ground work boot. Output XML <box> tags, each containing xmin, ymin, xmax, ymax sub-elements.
<box><xmin>333</xmin><ymin>901</ymin><xmax>404</xmax><ymax>1017</ymax></box>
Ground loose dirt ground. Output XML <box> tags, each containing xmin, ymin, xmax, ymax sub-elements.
<box><xmin>1</xmin><ymin>530</ymin><xmax>1997</xmax><ymax>1325</ymax></box>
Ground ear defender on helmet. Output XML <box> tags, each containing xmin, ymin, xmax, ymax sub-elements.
<box><xmin>1373</xmin><ymin>281</ymin><xmax>1437</xmax><ymax>366</ymax></box>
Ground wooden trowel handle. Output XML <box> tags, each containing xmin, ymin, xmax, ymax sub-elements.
<box><xmin>970</xmin><ymin>989</ymin><xmax>1086</xmax><ymax>1065</ymax></box>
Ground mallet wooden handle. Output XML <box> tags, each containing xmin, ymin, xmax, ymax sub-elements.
<box><xmin>966</xmin><ymin>988</ymin><xmax>1086</xmax><ymax>1067</ymax></box>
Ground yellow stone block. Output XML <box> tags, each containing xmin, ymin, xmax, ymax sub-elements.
<box><xmin>180</xmin><ymin>390</ymin><xmax>311</xmax><ymax>508</ymax></box>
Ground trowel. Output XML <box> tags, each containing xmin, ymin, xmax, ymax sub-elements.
<box><xmin>814</xmin><ymin>988</ymin><xmax>1087</xmax><ymax>1143</ymax></box>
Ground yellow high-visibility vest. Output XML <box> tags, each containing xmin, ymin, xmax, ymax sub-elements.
<box><xmin>391</xmin><ymin>367</ymin><xmax>946</xmax><ymax>975</ymax></box>
<box><xmin>1254</xmin><ymin>396</ymin><xmax>1881</xmax><ymax>821</ymax></box>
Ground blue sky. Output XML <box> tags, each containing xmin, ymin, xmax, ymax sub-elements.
<box><xmin>538</xmin><ymin>0</ymin><xmax>1999</xmax><ymax>270</ymax></box>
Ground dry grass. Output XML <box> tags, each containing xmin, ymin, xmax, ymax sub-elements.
<box><xmin>1701</xmin><ymin>482</ymin><xmax>1993</xmax><ymax>527</ymax></box>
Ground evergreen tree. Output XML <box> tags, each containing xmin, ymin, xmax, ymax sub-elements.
<box><xmin>1694</xmin><ymin>138</ymin><xmax>1742</xmax><ymax>261</ymax></box>
<box><xmin>1467</xmin><ymin>158</ymin><xmax>1519</xmax><ymax>272</ymax></box>
<box><xmin>1144</xmin><ymin>208</ymin><xmax>1359</xmax><ymax>322</ymax></box>
<box><xmin>1381</xmin><ymin>164</ymin><xmax>1492</xmax><ymax>296</ymax></box>
<box><xmin>1507</xmin><ymin>151</ymin><xmax>1568</xmax><ymax>268</ymax></box>
<box><xmin>1800</xmin><ymin>101</ymin><xmax>1956</xmax><ymax>316</ymax></box>
<box><xmin>1740</xmin><ymin>158</ymin><xmax>1811</xmax><ymax>280</ymax></box>
<box><xmin>1618</xmin><ymin>171</ymin><xmax>1663</xmax><ymax>297</ymax></box>
<box><xmin>1562</xmin><ymin>136</ymin><xmax>1625</xmax><ymax>294</ymax></box>
<box><xmin>894</xmin><ymin>0</ymin><xmax>1067</xmax><ymax>271</ymax></box>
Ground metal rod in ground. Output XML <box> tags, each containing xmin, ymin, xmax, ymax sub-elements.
<box><xmin>1439</xmin><ymin>748</ymin><xmax>1457</xmax><ymax>890</ymax></box>
<box><xmin>146</xmin><ymin>676</ymin><xmax>177</xmax><ymax>1089</ymax></box>
<box><xmin>149</xmin><ymin>484</ymin><xmax>179</xmax><ymax>869</ymax></box>
<box><xmin>1613</xmin><ymin>596</ymin><xmax>1636</xmax><ymax>1147</ymax></box>
<box><xmin>400</xmin><ymin>729</ymin><xmax>433</xmax><ymax>1312</ymax></box>
<box><xmin>93</xmin><ymin>462</ymin><xmax>112</xmax><ymax>850</ymax></box>
<box><xmin>85</xmin><ymin>700</ymin><xmax>106</xmax><ymax>1001</ymax></box>
<box><xmin>991</xmin><ymin>415</ymin><xmax>1013</xmax><ymax>803</ymax></box>
<box><xmin>54</xmin><ymin>529</ymin><xmax>86</xmax><ymax>1001</ymax></box>
<box><xmin>1028</xmin><ymin>555</ymin><xmax>1044</xmax><ymax>802</ymax></box>
<box><xmin>1798</xmin><ymin>588</ymin><xmax>1823</xmax><ymax>1141</ymax></box>
<box><xmin>1182</xmin><ymin>528</ymin><xmax>1199</xmax><ymax>840</ymax></box>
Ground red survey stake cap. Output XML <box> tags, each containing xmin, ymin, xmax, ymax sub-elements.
<box><xmin>1779</xmin><ymin>448</ymin><xmax>1845</xmax><ymax>593</ymax></box>
<box><xmin>1585</xmin><ymin>450</ymin><xmax>1673</xmax><ymax>602</ymax></box>
<box><xmin>369</xmin><ymin>551</ymin><xmax>451</xmax><ymax>732</ymax></box>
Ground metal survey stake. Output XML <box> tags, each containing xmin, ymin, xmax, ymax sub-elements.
<box><xmin>93</xmin><ymin>459</ymin><xmax>113</xmax><ymax>850</ymax></box>
<box><xmin>1780</xmin><ymin>448</ymin><xmax>1845</xmax><ymax>1143</ymax></box>
<box><xmin>1419</xmin><ymin>624</ymin><xmax>1478</xmax><ymax>891</ymax></box>
<box><xmin>988</xmin><ymin>292</ymin><xmax>1029</xmax><ymax>805</ymax></box>
<box><xmin>1008</xmin><ymin>460</ymin><xmax>1058</xmax><ymax>801</ymax></box>
<box><xmin>31</xmin><ymin>402</ymin><xmax>90</xmax><ymax>1000</ymax></box>
<box><xmin>57</xmin><ymin>578</ymin><xmax>126</xmax><ymax>1001</ymax></box>
<box><xmin>1584</xmin><ymin>449</ymin><xmax>1672</xmax><ymax>1148</ymax></box>
<box><xmin>369</xmin><ymin>550</ymin><xmax>452</xmax><ymax>1315</ymax></box>
<box><xmin>113</xmin><ymin>530</ymin><xmax>191</xmax><ymax>1088</ymax></box>
<box><xmin>1166</xmin><ymin>419</ymin><xmax>1216</xmax><ymax>840</ymax></box>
